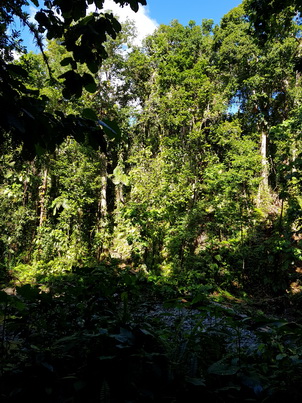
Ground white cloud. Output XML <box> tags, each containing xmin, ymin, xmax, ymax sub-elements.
<box><xmin>23</xmin><ymin>1</ymin><xmax>157</xmax><ymax>52</ymax></box>
<box><xmin>102</xmin><ymin>0</ymin><xmax>158</xmax><ymax>45</ymax></box>
<box><xmin>28</xmin><ymin>5</ymin><xmax>39</xmax><ymax>24</ymax></box>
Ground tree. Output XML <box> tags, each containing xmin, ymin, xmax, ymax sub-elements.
<box><xmin>109</xmin><ymin>19</ymin><xmax>262</xmax><ymax>275</ymax></box>
<box><xmin>0</xmin><ymin>16</ymin><xmax>142</xmax><ymax>270</ymax></box>
<box><xmin>0</xmin><ymin>0</ymin><xmax>146</xmax><ymax>156</ymax></box>
<box><xmin>245</xmin><ymin>0</ymin><xmax>302</xmax><ymax>43</ymax></box>
<box><xmin>213</xmin><ymin>4</ymin><xmax>299</xmax><ymax>205</ymax></box>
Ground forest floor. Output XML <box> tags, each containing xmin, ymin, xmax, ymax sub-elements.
<box><xmin>2</xmin><ymin>267</ymin><xmax>302</xmax><ymax>402</ymax></box>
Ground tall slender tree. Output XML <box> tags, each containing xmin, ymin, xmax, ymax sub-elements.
<box><xmin>213</xmin><ymin>4</ymin><xmax>299</xmax><ymax>205</ymax></box>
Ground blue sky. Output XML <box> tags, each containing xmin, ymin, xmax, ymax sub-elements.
<box><xmin>147</xmin><ymin>0</ymin><xmax>241</xmax><ymax>26</ymax></box>
<box><xmin>18</xmin><ymin>0</ymin><xmax>242</xmax><ymax>52</ymax></box>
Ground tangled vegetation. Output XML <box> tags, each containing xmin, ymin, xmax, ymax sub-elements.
<box><xmin>2</xmin><ymin>0</ymin><xmax>302</xmax><ymax>401</ymax></box>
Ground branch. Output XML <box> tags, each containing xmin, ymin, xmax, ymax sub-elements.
<box><xmin>10</xmin><ymin>6</ymin><xmax>53</xmax><ymax>79</ymax></box>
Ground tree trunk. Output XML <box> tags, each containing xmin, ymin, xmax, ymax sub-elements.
<box><xmin>99</xmin><ymin>153</ymin><xmax>107</xmax><ymax>217</ymax></box>
<box><xmin>260</xmin><ymin>130</ymin><xmax>268</xmax><ymax>188</ymax></box>
<box><xmin>115</xmin><ymin>183</ymin><xmax>124</xmax><ymax>210</ymax></box>
<box><xmin>39</xmin><ymin>168</ymin><xmax>48</xmax><ymax>226</ymax></box>
<box><xmin>95</xmin><ymin>153</ymin><xmax>108</xmax><ymax>260</ymax></box>
<box><xmin>257</xmin><ymin>129</ymin><xmax>269</xmax><ymax>206</ymax></box>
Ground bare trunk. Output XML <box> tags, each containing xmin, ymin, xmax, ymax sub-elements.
<box><xmin>260</xmin><ymin>130</ymin><xmax>268</xmax><ymax>189</ymax></box>
<box><xmin>95</xmin><ymin>153</ymin><xmax>108</xmax><ymax>260</ymax></box>
<box><xmin>39</xmin><ymin>168</ymin><xmax>48</xmax><ymax>226</ymax></box>
<box><xmin>115</xmin><ymin>184</ymin><xmax>124</xmax><ymax>210</ymax></box>
<box><xmin>257</xmin><ymin>130</ymin><xmax>269</xmax><ymax>206</ymax></box>
<box><xmin>99</xmin><ymin>153</ymin><xmax>107</xmax><ymax>217</ymax></box>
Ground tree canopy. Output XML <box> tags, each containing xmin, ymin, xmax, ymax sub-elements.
<box><xmin>0</xmin><ymin>0</ymin><xmax>145</xmax><ymax>156</ymax></box>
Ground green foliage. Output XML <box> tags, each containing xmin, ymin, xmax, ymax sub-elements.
<box><xmin>2</xmin><ymin>272</ymin><xmax>302</xmax><ymax>402</ymax></box>
<box><xmin>2</xmin><ymin>3</ymin><xmax>302</xmax><ymax>401</ymax></box>
<box><xmin>2</xmin><ymin>8</ymin><xmax>302</xmax><ymax>296</ymax></box>
<box><xmin>0</xmin><ymin>0</ymin><xmax>145</xmax><ymax>155</ymax></box>
<box><xmin>245</xmin><ymin>0</ymin><xmax>301</xmax><ymax>42</ymax></box>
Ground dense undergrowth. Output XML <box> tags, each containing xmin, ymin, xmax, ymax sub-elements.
<box><xmin>2</xmin><ymin>262</ymin><xmax>302</xmax><ymax>403</ymax></box>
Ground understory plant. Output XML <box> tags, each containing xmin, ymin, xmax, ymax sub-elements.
<box><xmin>2</xmin><ymin>265</ymin><xmax>302</xmax><ymax>402</ymax></box>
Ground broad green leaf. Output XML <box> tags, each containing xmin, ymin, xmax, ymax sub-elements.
<box><xmin>87</xmin><ymin>61</ymin><xmax>99</xmax><ymax>74</ymax></box>
<box><xmin>99</xmin><ymin>119</ymin><xmax>121</xmax><ymax>141</ymax></box>
<box><xmin>82</xmin><ymin>73</ymin><xmax>97</xmax><ymax>93</ymax></box>
<box><xmin>60</xmin><ymin>57</ymin><xmax>75</xmax><ymax>67</ymax></box>
<box><xmin>80</xmin><ymin>14</ymin><xmax>94</xmax><ymax>25</ymax></box>
<box><xmin>129</xmin><ymin>1</ymin><xmax>139</xmax><ymax>12</ymax></box>
<box><xmin>82</xmin><ymin>108</ymin><xmax>98</xmax><ymax>121</ymax></box>
<box><xmin>111</xmin><ymin>16</ymin><xmax>122</xmax><ymax>32</ymax></box>
<box><xmin>84</xmin><ymin>81</ymin><xmax>97</xmax><ymax>93</ymax></box>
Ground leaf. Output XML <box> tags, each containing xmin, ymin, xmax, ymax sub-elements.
<box><xmin>59</xmin><ymin>70</ymin><xmax>83</xmax><ymax>98</ymax></box>
<box><xmin>139</xmin><ymin>328</ymin><xmax>154</xmax><ymax>337</ymax></box>
<box><xmin>82</xmin><ymin>108</ymin><xmax>98</xmax><ymax>121</ymax></box>
<box><xmin>110</xmin><ymin>16</ymin><xmax>122</xmax><ymax>33</ymax></box>
<box><xmin>85</xmin><ymin>81</ymin><xmax>97</xmax><ymax>93</ymax></box>
<box><xmin>31</xmin><ymin>0</ymin><xmax>39</xmax><ymax>5</ymax></box>
<box><xmin>99</xmin><ymin>119</ymin><xmax>121</xmax><ymax>141</ymax></box>
<box><xmin>87</xmin><ymin>61</ymin><xmax>99</xmax><ymax>74</ymax></box>
<box><xmin>7</xmin><ymin>113</ymin><xmax>25</xmax><ymax>133</ymax></box>
<box><xmin>185</xmin><ymin>377</ymin><xmax>206</xmax><ymax>386</ymax></box>
<box><xmin>60</xmin><ymin>57</ymin><xmax>77</xmax><ymax>69</ymax></box>
<box><xmin>129</xmin><ymin>1</ymin><xmax>139</xmax><ymax>12</ymax></box>
<box><xmin>7</xmin><ymin>64</ymin><xmax>29</xmax><ymax>78</ymax></box>
<box><xmin>41</xmin><ymin>362</ymin><xmax>54</xmax><ymax>372</ymax></box>
<box><xmin>16</xmin><ymin>284</ymin><xmax>40</xmax><ymax>301</ymax></box>
<box><xmin>80</xmin><ymin>14</ymin><xmax>94</xmax><ymax>25</ymax></box>
<box><xmin>0</xmin><ymin>291</ymin><xmax>9</xmax><ymax>303</ymax></box>
<box><xmin>35</xmin><ymin>143</ymin><xmax>47</xmax><ymax>156</ymax></box>
<box><xmin>240</xmin><ymin>373</ymin><xmax>263</xmax><ymax>395</ymax></box>
<box><xmin>82</xmin><ymin>73</ymin><xmax>97</xmax><ymax>93</ymax></box>
<box><xmin>95</xmin><ymin>0</ymin><xmax>103</xmax><ymax>9</ymax></box>
<box><xmin>10</xmin><ymin>299</ymin><xmax>26</xmax><ymax>311</ymax></box>
<box><xmin>21</xmin><ymin>108</ymin><xmax>34</xmax><ymax>120</ymax></box>
<box><xmin>54</xmin><ymin>335</ymin><xmax>79</xmax><ymax>345</ymax></box>
<box><xmin>99</xmin><ymin>355</ymin><xmax>116</xmax><ymax>360</ymax></box>
<box><xmin>208</xmin><ymin>360</ymin><xmax>239</xmax><ymax>376</ymax></box>
<box><xmin>271</xmin><ymin>320</ymin><xmax>292</xmax><ymax>329</ymax></box>
<box><xmin>111</xmin><ymin>327</ymin><xmax>135</xmax><ymax>345</ymax></box>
